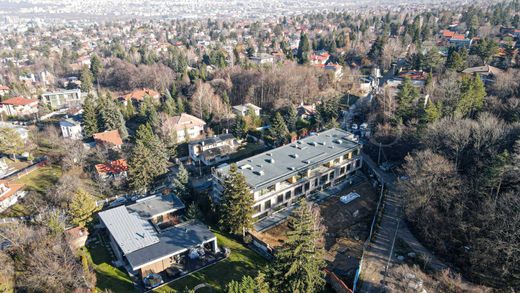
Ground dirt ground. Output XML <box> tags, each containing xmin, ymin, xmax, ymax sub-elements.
<box><xmin>253</xmin><ymin>179</ymin><xmax>379</xmax><ymax>286</ymax></box>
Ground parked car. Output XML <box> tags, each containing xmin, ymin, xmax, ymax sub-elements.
<box><xmin>143</xmin><ymin>273</ymin><xmax>163</xmax><ymax>289</ymax></box>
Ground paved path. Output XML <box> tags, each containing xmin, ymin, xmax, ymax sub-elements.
<box><xmin>358</xmin><ymin>154</ymin><xmax>446</xmax><ymax>292</ymax></box>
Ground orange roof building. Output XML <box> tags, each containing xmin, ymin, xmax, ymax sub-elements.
<box><xmin>95</xmin><ymin>159</ymin><xmax>128</xmax><ymax>178</ymax></box>
<box><xmin>0</xmin><ymin>181</ymin><xmax>25</xmax><ymax>212</ymax></box>
<box><xmin>0</xmin><ymin>97</ymin><xmax>39</xmax><ymax>116</ymax></box>
<box><xmin>121</xmin><ymin>88</ymin><xmax>160</xmax><ymax>102</ymax></box>
<box><xmin>1</xmin><ymin>96</ymin><xmax>38</xmax><ymax>106</ymax></box>
<box><xmin>93</xmin><ymin>130</ymin><xmax>123</xmax><ymax>147</ymax></box>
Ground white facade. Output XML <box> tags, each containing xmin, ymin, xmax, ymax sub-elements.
<box><xmin>60</xmin><ymin>119</ymin><xmax>83</xmax><ymax>140</ymax></box>
<box><xmin>41</xmin><ymin>89</ymin><xmax>83</xmax><ymax>109</ymax></box>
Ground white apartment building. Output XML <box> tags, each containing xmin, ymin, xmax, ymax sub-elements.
<box><xmin>212</xmin><ymin>128</ymin><xmax>362</xmax><ymax>220</ymax></box>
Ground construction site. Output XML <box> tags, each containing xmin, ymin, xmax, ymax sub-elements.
<box><xmin>252</xmin><ymin>179</ymin><xmax>380</xmax><ymax>287</ymax></box>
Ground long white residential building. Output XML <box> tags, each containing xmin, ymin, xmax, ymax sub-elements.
<box><xmin>212</xmin><ymin>128</ymin><xmax>362</xmax><ymax>220</ymax></box>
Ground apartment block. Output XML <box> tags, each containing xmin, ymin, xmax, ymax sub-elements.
<box><xmin>212</xmin><ymin>128</ymin><xmax>362</xmax><ymax>220</ymax></box>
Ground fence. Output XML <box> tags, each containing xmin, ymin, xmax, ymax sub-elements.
<box><xmin>352</xmin><ymin>175</ymin><xmax>386</xmax><ymax>293</ymax></box>
<box><xmin>3</xmin><ymin>157</ymin><xmax>48</xmax><ymax>182</ymax></box>
<box><xmin>325</xmin><ymin>269</ymin><xmax>354</xmax><ymax>293</ymax></box>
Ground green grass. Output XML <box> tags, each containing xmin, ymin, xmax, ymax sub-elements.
<box><xmin>1</xmin><ymin>165</ymin><xmax>62</xmax><ymax>217</ymax></box>
<box><xmin>12</xmin><ymin>165</ymin><xmax>62</xmax><ymax>194</ymax></box>
<box><xmin>155</xmin><ymin>232</ymin><xmax>268</xmax><ymax>292</ymax></box>
<box><xmin>83</xmin><ymin>234</ymin><xmax>136</xmax><ymax>293</ymax></box>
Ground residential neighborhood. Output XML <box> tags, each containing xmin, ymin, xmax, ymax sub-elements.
<box><xmin>0</xmin><ymin>0</ymin><xmax>519</xmax><ymax>293</ymax></box>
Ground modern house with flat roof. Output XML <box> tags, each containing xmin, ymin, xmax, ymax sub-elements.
<box><xmin>98</xmin><ymin>194</ymin><xmax>218</xmax><ymax>278</ymax></box>
<box><xmin>212</xmin><ymin>128</ymin><xmax>362</xmax><ymax>220</ymax></box>
<box><xmin>41</xmin><ymin>89</ymin><xmax>83</xmax><ymax>109</ymax></box>
<box><xmin>188</xmin><ymin>133</ymin><xmax>240</xmax><ymax>166</ymax></box>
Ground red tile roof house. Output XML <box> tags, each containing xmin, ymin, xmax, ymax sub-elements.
<box><xmin>0</xmin><ymin>97</ymin><xmax>39</xmax><ymax>117</ymax></box>
<box><xmin>310</xmin><ymin>51</ymin><xmax>330</xmax><ymax>65</ymax></box>
<box><xmin>119</xmin><ymin>88</ymin><xmax>161</xmax><ymax>105</ymax></box>
<box><xmin>93</xmin><ymin>130</ymin><xmax>123</xmax><ymax>149</ymax></box>
<box><xmin>95</xmin><ymin>159</ymin><xmax>129</xmax><ymax>180</ymax></box>
<box><xmin>0</xmin><ymin>181</ymin><xmax>26</xmax><ymax>212</ymax></box>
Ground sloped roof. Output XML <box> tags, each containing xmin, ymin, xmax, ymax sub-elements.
<box><xmin>462</xmin><ymin>65</ymin><xmax>502</xmax><ymax>76</ymax></box>
<box><xmin>1</xmin><ymin>97</ymin><xmax>38</xmax><ymax>106</ymax></box>
<box><xmin>122</xmin><ymin>88</ymin><xmax>160</xmax><ymax>101</ymax></box>
<box><xmin>168</xmin><ymin>113</ymin><xmax>206</xmax><ymax>132</ymax></box>
<box><xmin>95</xmin><ymin>159</ymin><xmax>128</xmax><ymax>175</ymax></box>
<box><xmin>93</xmin><ymin>130</ymin><xmax>123</xmax><ymax>146</ymax></box>
<box><xmin>0</xmin><ymin>181</ymin><xmax>25</xmax><ymax>202</ymax></box>
<box><xmin>125</xmin><ymin>220</ymin><xmax>216</xmax><ymax>270</ymax></box>
<box><xmin>98</xmin><ymin>206</ymin><xmax>160</xmax><ymax>255</ymax></box>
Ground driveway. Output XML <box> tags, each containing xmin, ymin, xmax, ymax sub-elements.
<box><xmin>358</xmin><ymin>153</ymin><xmax>446</xmax><ymax>292</ymax></box>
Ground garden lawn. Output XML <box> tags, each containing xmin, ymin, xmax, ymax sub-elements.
<box><xmin>83</xmin><ymin>234</ymin><xmax>136</xmax><ymax>293</ymax></box>
<box><xmin>155</xmin><ymin>232</ymin><xmax>268</xmax><ymax>292</ymax></box>
<box><xmin>1</xmin><ymin>165</ymin><xmax>62</xmax><ymax>217</ymax></box>
<box><xmin>12</xmin><ymin>165</ymin><xmax>62</xmax><ymax>193</ymax></box>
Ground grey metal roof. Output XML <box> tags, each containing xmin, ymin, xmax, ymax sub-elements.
<box><xmin>125</xmin><ymin>220</ymin><xmax>216</xmax><ymax>270</ymax></box>
<box><xmin>215</xmin><ymin>128</ymin><xmax>360</xmax><ymax>190</ymax></box>
<box><xmin>98</xmin><ymin>206</ymin><xmax>160</xmax><ymax>255</ymax></box>
<box><xmin>127</xmin><ymin>194</ymin><xmax>185</xmax><ymax>220</ymax></box>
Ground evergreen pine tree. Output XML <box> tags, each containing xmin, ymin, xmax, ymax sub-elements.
<box><xmin>148</xmin><ymin>106</ymin><xmax>160</xmax><ymax>129</ymax></box>
<box><xmin>162</xmin><ymin>95</ymin><xmax>177</xmax><ymax>116</ymax></box>
<box><xmin>396</xmin><ymin>77</ymin><xmax>420</xmax><ymax>122</ymax></box>
<box><xmin>186</xmin><ymin>202</ymin><xmax>202</xmax><ymax>220</ymax></box>
<box><xmin>173</xmin><ymin>162</ymin><xmax>190</xmax><ymax>200</ymax></box>
<box><xmin>269</xmin><ymin>197</ymin><xmax>325</xmax><ymax>293</ymax></box>
<box><xmin>455</xmin><ymin>74</ymin><xmax>486</xmax><ymax>118</ymax></box>
<box><xmin>128</xmin><ymin>140</ymin><xmax>156</xmax><ymax>191</ymax></box>
<box><xmin>232</xmin><ymin>115</ymin><xmax>248</xmax><ymax>139</ymax></box>
<box><xmin>285</xmin><ymin>104</ymin><xmax>298</xmax><ymax>132</ymax></box>
<box><xmin>68</xmin><ymin>189</ymin><xmax>98</xmax><ymax>227</ymax></box>
<box><xmin>126</xmin><ymin>101</ymin><xmax>135</xmax><ymax>118</ymax></box>
<box><xmin>177</xmin><ymin>97</ymin><xmax>185</xmax><ymax>113</ymax></box>
<box><xmin>269</xmin><ymin>112</ymin><xmax>290</xmax><ymax>146</ymax></box>
<box><xmin>80</xmin><ymin>65</ymin><xmax>94</xmax><ymax>93</ymax></box>
<box><xmin>219</xmin><ymin>164</ymin><xmax>254</xmax><ymax>236</ymax></box>
<box><xmin>171</xmin><ymin>82</ymin><xmax>177</xmax><ymax>98</ymax></box>
<box><xmin>90</xmin><ymin>54</ymin><xmax>102</xmax><ymax>81</ymax></box>
<box><xmin>226</xmin><ymin>275</ymin><xmax>256</xmax><ymax>293</ymax></box>
<box><xmin>297</xmin><ymin>33</ymin><xmax>311</xmax><ymax>64</ymax></box>
<box><xmin>222</xmin><ymin>91</ymin><xmax>230</xmax><ymax>105</ymax></box>
<box><xmin>82</xmin><ymin>94</ymin><xmax>98</xmax><ymax>138</ymax></box>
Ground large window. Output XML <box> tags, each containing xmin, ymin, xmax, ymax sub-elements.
<box><xmin>320</xmin><ymin>175</ymin><xmax>328</xmax><ymax>185</ymax></box>
<box><xmin>304</xmin><ymin>182</ymin><xmax>310</xmax><ymax>192</ymax></box>
<box><xmin>253</xmin><ymin>205</ymin><xmax>261</xmax><ymax>213</ymax></box>
<box><xmin>295</xmin><ymin>186</ymin><xmax>303</xmax><ymax>196</ymax></box>
<box><xmin>264</xmin><ymin>200</ymin><xmax>271</xmax><ymax>210</ymax></box>
<box><xmin>356</xmin><ymin>160</ymin><xmax>361</xmax><ymax>168</ymax></box>
<box><xmin>285</xmin><ymin>191</ymin><xmax>292</xmax><ymax>200</ymax></box>
<box><xmin>347</xmin><ymin>164</ymin><xmax>352</xmax><ymax>171</ymax></box>
<box><xmin>277</xmin><ymin>194</ymin><xmax>283</xmax><ymax>204</ymax></box>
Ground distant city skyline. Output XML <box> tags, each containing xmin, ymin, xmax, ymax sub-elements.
<box><xmin>0</xmin><ymin>0</ymin><xmax>460</xmax><ymax>21</ymax></box>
